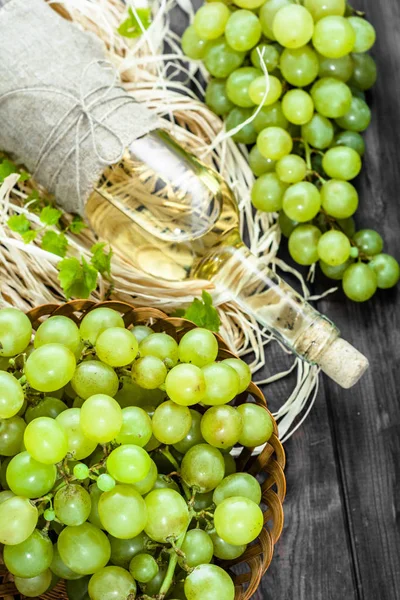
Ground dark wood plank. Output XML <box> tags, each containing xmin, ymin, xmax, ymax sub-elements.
<box><xmin>319</xmin><ymin>1</ymin><xmax>400</xmax><ymax>599</ymax></box>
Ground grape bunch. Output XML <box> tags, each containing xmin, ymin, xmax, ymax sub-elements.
<box><xmin>182</xmin><ymin>0</ymin><xmax>400</xmax><ymax>302</ymax></box>
<box><xmin>0</xmin><ymin>306</ymin><xmax>274</xmax><ymax>600</ymax></box>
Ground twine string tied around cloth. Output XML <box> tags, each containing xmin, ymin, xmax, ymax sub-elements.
<box><xmin>0</xmin><ymin>60</ymin><xmax>136</xmax><ymax>205</ymax></box>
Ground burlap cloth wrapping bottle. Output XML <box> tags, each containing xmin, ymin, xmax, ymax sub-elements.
<box><xmin>0</xmin><ymin>0</ymin><xmax>159</xmax><ymax>215</ymax></box>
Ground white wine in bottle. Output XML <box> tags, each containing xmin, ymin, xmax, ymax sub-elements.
<box><xmin>86</xmin><ymin>129</ymin><xmax>368</xmax><ymax>388</ymax></box>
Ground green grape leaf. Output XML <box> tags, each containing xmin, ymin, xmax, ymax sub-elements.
<box><xmin>0</xmin><ymin>159</ymin><xmax>18</xmax><ymax>182</ymax></box>
<box><xmin>183</xmin><ymin>290</ymin><xmax>220</xmax><ymax>332</ymax></box>
<box><xmin>22</xmin><ymin>230</ymin><xmax>37</xmax><ymax>244</ymax></box>
<box><xmin>118</xmin><ymin>7</ymin><xmax>152</xmax><ymax>38</ymax></box>
<box><xmin>91</xmin><ymin>242</ymin><xmax>112</xmax><ymax>276</ymax></box>
<box><xmin>58</xmin><ymin>257</ymin><xmax>98</xmax><ymax>299</ymax></box>
<box><xmin>7</xmin><ymin>214</ymin><xmax>31</xmax><ymax>233</ymax></box>
<box><xmin>69</xmin><ymin>215</ymin><xmax>87</xmax><ymax>234</ymax></box>
<box><xmin>40</xmin><ymin>205</ymin><xmax>62</xmax><ymax>226</ymax></box>
<box><xmin>19</xmin><ymin>171</ymin><xmax>31</xmax><ymax>182</ymax></box>
<box><xmin>25</xmin><ymin>190</ymin><xmax>40</xmax><ymax>206</ymax></box>
<box><xmin>41</xmin><ymin>230</ymin><xmax>68</xmax><ymax>258</ymax></box>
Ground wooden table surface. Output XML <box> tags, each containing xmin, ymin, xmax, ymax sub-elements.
<box><xmin>171</xmin><ymin>2</ymin><xmax>400</xmax><ymax>598</ymax></box>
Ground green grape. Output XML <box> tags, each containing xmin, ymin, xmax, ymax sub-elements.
<box><xmin>97</xmin><ymin>473</ymin><xmax>116</xmax><ymax>492</ymax></box>
<box><xmin>248</xmin><ymin>75</ymin><xmax>282</xmax><ymax>106</ymax></box>
<box><xmin>95</xmin><ymin>327</ymin><xmax>138</xmax><ymax>368</ymax></box>
<box><xmin>6</xmin><ymin>451</ymin><xmax>56</xmax><ymax>498</ymax></box>
<box><xmin>144</xmin><ymin>488</ymin><xmax>189</xmax><ymax>542</ymax></box>
<box><xmin>131</xmin><ymin>356</ymin><xmax>167</xmax><ymax>390</ymax></box>
<box><xmin>226</xmin><ymin>107</ymin><xmax>257</xmax><ymax>144</ymax></box>
<box><xmin>115</xmin><ymin>375</ymin><xmax>165</xmax><ymax>409</ymax></box>
<box><xmin>318</xmin><ymin>53</ymin><xmax>354</xmax><ymax>82</ymax></box>
<box><xmin>109</xmin><ymin>531</ymin><xmax>148</xmax><ymax>569</ymax></box>
<box><xmin>226</xmin><ymin>67</ymin><xmax>261</xmax><ymax>108</ymax></box>
<box><xmin>317</xmin><ymin>230</ymin><xmax>351</xmax><ymax>266</ymax></box>
<box><xmin>251</xmin><ymin>173</ymin><xmax>288</xmax><ymax>212</ymax></box>
<box><xmin>368</xmin><ymin>254</ymin><xmax>400</xmax><ymax>289</ymax></box>
<box><xmin>221</xmin><ymin>358</ymin><xmax>251</xmax><ymax>393</ymax></box>
<box><xmin>58</xmin><ymin>522</ymin><xmax>111</xmax><ymax>575</ymax></box>
<box><xmin>259</xmin><ymin>0</ymin><xmax>293</xmax><ymax>40</ymax></box>
<box><xmin>273</xmin><ymin>5</ymin><xmax>314</xmax><ymax>49</ymax></box>
<box><xmin>225</xmin><ymin>9</ymin><xmax>262</xmax><ymax>52</ymax></box>
<box><xmin>54</xmin><ymin>484</ymin><xmax>92</xmax><ymax>526</ymax></box>
<box><xmin>80</xmin><ymin>394</ymin><xmax>122</xmax><ymax>443</ymax></box>
<box><xmin>282</xmin><ymin>182</ymin><xmax>321</xmax><ymax>222</ymax></box>
<box><xmin>115</xmin><ymin>406</ymin><xmax>152</xmax><ymax>447</ymax></box>
<box><xmin>152</xmin><ymin>401</ymin><xmax>192</xmax><ymax>445</ymax></box>
<box><xmin>252</xmin><ymin>102</ymin><xmax>289</xmax><ymax>133</ymax></box>
<box><xmin>181</xmin><ymin>443</ymin><xmax>225</xmax><ymax>493</ymax></box>
<box><xmin>237</xmin><ymin>403</ymin><xmax>274</xmax><ymax>446</ymax></box>
<box><xmin>178</xmin><ymin>328</ymin><xmax>219</xmax><ymax>368</ymax></box>
<box><xmin>24</xmin><ymin>416</ymin><xmax>68</xmax><ymax>464</ymax></box>
<box><xmin>74</xmin><ymin>463</ymin><xmax>90</xmax><ymax>480</ymax></box>
<box><xmin>34</xmin><ymin>316</ymin><xmax>82</xmax><ymax>358</ymax></box>
<box><xmin>342</xmin><ymin>263</ymin><xmax>377</xmax><ymax>301</ymax></box>
<box><xmin>311</xmin><ymin>77</ymin><xmax>352</xmax><ymax>119</ymax></box>
<box><xmin>302</xmin><ymin>113</ymin><xmax>334</xmax><ymax>149</ymax></box>
<box><xmin>0</xmin><ymin>415</ymin><xmax>26</xmax><ymax>456</ymax></box>
<box><xmin>304</xmin><ymin>0</ymin><xmax>345</xmax><ymax>20</ymax></box>
<box><xmin>335</xmin><ymin>96</ymin><xmax>371</xmax><ymax>132</ymax></box>
<box><xmin>249</xmin><ymin>145</ymin><xmax>276</xmax><ymax>176</ymax></box>
<box><xmin>214</xmin><ymin>496</ymin><xmax>263</xmax><ymax>545</ymax></box>
<box><xmin>234</xmin><ymin>0</ymin><xmax>265</xmax><ymax>7</ymax></box>
<box><xmin>210</xmin><ymin>531</ymin><xmax>246</xmax><ymax>560</ymax></box>
<box><xmin>201</xmin><ymin>405</ymin><xmax>242</xmax><ymax>449</ymax></box>
<box><xmin>202</xmin><ymin>362</ymin><xmax>240</xmax><ymax>406</ymax></box>
<box><xmin>223</xmin><ymin>453</ymin><xmax>237</xmax><ymax>477</ymax></box>
<box><xmin>106</xmin><ymin>444</ymin><xmax>151</xmax><ymax>484</ymax></box>
<box><xmin>25</xmin><ymin>396</ymin><xmax>68</xmax><ymax>424</ymax></box>
<box><xmin>276</xmin><ymin>155</ymin><xmax>307</xmax><ymax>184</ymax></box>
<box><xmin>313</xmin><ymin>16</ymin><xmax>356</xmax><ymax>58</ymax></box>
<box><xmin>257</xmin><ymin>126</ymin><xmax>293</xmax><ymax>161</ymax></box>
<box><xmin>132</xmin><ymin>459</ymin><xmax>158</xmax><ymax>495</ymax></box>
<box><xmin>280</xmin><ymin>45</ymin><xmax>319</xmax><ymax>87</ymax></box>
<box><xmin>25</xmin><ymin>344</ymin><xmax>76</xmax><ymax>393</ymax></box>
<box><xmin>129</xmin><ymin>553</ymin><xmax>158</xmax><ymax>582</ymax></box>
<box><xmin>288</xmin><ymin>225</ymin><xmax>321</xmax><ymax>266</ymax></box>
<box><xmin>321</xmin><ymin>180</ymin><xmax>359</xmax><ymax>218</ymax></box>
<box><xmin>88</xmin><ymin>484</ymin><xmax>104</xmax><ymax>530</ymax></box>
<box><xmin>353</xmin><ymin>229</ymin><xmax>383</xmax><ymax>256</ymax></box>
<box><xmin>66</xmin><ymin>576</ymin><xmax>91</xmax><ymax>600</ymax></box>
<box><xmin>152</xmin><ymin>475</ymin><xmax>180</xmax><ymax>493</ymax></box>
<box><xmin>194</xmin><ymin>2</ymin><xmax>230</xmax><ymax>40</ymax></box>
<box><xmin>250</xmin><ymin>43</ymin><xmax>280</xmax><ymax>71</ymax></box>
<box><xmin>350</xmin><ymin>86</ymin><xmax>366</xmax><ymax>100</ymax></box>
<box><xmin>333</xmin><ymin>130</ymin><xmax>365</xmax><ymax>155</ymax></box>
<box><xmin>192</xmin><ymin>490</ymin><xmax>214</xmax><ymax>511</ymax></box>
<box><xmin>88</xmin><ymin>566</ymin><xmax>136</xmax><ymax>600</ymax></box>
<box><xmin>180</xmin><ymin>529</ymin><xmax>214</xmax><ymax>568</ymax></box>
<box><xmin>281</xmin><ymin>90</ymin><xmax>314</xmax><ymax>125</ymax></box>
<box><xmin>4</xmin><ymin>528</ymin><xmax>53</xmax><ymax>578</ymax></box>
<box><xmin>205</xmin><ymin>79</ymin><xmax>235</xmax><ymax>115</ymax></box>
<box><xmin>319</xmin><ymin>259</ymin><xmax>353</xmax><ymax>280</ymax></box>
<box><xmin>80</xmin><ymin>308</ymin><xmax>124</xmax><ymax>345</ymax></box>
<box><xmin>139</xmin><ymin>333</ymin><xmax>179</xmax><ymax>368</ymax></box>
<box><xmin>142</xmin><ymin>565</ymin><xmax>168</xmax><ymax>597</ymax></box>
<box><xmin>0</xmin><ymin>307</ymin><xmax>32</xmax><ymax>357</ymax></box>
<box><xmin>349</xmin><ymin>53</ymin><xmax>376</xmax><ymax>90</ymax></box>
<box><xmin>173</xmin><ymin>409</ymin><xmax>204</xmax><ymax>454</ymax></box>
<box><xmin>184</xmin><ymin>564</ymin><xmax>235</xmax><ymax>600</ymax></box>
<box><xmin>131</xmin><ymin>325</ymin><xmax>154</xmax><ymax>344</ymax></box>
<box><xmin>204</xmin><ymin>38</ymin><xmax>245</xmax><ymax>78</ymax></box>
<box><xmin>0</xmin><ymin>457</ymin><xmax>12</xmax><ymax>490</ymax></box>
<box><xmin>56</xmin><ymin>408</ymin><xmax>97</xmax><ymax>460</ymax></box>
<box><xmin>14</xmin><ymin>569</ymin><xmax>52</xmax><ymax>598</ymax></box>
<box><xmin>279</xmin><ymin>211</ymin><xmax>299</xmax><ymax>237</ymax></box>
<box><xmin>165</xmin><ymin>363</ymin><xmax>206</xmax><ymax>406</ymax></box>
<box><xmin>182</xmin><ymin>25</ymin><xmax>209</xmax><ymax>60</ymax></box>
<box><xmin>0</xmin><ymin>490</ymin><xmax>15</xmax><ymax>504</ymax></box>
<box><xmin>348</xmin><ymin>17</ymin><xmax>376</xmax><ymax>53</ymax></box>
<box><xmin>323</xmin><ymin>146</ymin><xmax>362</xmax><ymax>181</ymax></box>
<box><xmin>337</xmin><ymin>217</ymin><xmax>356</xmax><ymax>237</ymax></box>
<box><xmin>213</xmin><ymin>472</ymin><xmax>262</xmax><ymax>505</ymax></box>
<box><xmin>0</xmin><ymin>495</ymin><xmax>38</xmax><ymax>545</ymax></box>
<box><xmin>0</xmin><ymin>372</ymin><xmax>24</xmax><ymax>419</ymax></box>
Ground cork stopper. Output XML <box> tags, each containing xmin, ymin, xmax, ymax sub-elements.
<box><xmin>318</xmin><ymin>338</ymin><xmax>369</xmax><ymax>389</ymax></box>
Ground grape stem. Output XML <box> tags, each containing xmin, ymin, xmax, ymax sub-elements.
<box><xmin>157</xmin><ymin>516</ymin><xmax>193</xmax><ymax>599</ymax></box>
<box><xmin>303</xmin><ymin>140</ymin><xmax>312</xmax><ymax>171</ymax></box>
<box><xmin>159</xmin><ymin>447</ymin><xmax>180</xmax><ymax>471</ymax></box>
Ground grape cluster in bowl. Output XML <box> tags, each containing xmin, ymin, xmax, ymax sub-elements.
<box><xmin>182</xmin><ymin>0</ymin><xmax>400</xmax><ymax>302</ymax></box>
<box><xmin>0</xmin><ymin>306</ymin><xmax>276</xmax><ymax>600</ymax></box>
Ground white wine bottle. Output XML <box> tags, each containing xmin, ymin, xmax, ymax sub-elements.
<box><xmin>87</xmin><ymin>129</ymin><xmax>368</xmax><ymax>388</ymax></box>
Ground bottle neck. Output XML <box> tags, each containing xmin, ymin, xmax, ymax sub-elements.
<box><xmin>195</xmin><ymin>240</ymin><xmax>339</xmax><ymax>365</ymax></box>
